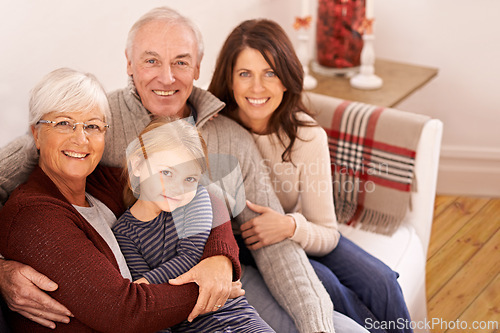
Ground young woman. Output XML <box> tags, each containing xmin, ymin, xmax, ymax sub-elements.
<box><xmin>208</xmin><ymin>19</ymin><xmax>413</xmax><ymax>333</ymax></box>
<box><xmin>113</xmin><ymin>117</ymin><xmax>274</xmax><ymax>333</ymax></box>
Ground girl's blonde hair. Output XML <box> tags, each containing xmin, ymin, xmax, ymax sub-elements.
<box><xmin>123</xmin><ymin>116</ymin><xmax>208</xmax><ymax>207</ymax></box>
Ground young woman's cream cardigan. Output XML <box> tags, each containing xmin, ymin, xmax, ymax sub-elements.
<box><xmin>251</xmin><ymin>113</ymin><xmax>340</xmax><ymax>257</ymax></box>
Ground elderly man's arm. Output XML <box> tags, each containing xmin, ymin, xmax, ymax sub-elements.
<box><xmin>0</xmin><ymin>134</ymin><xmax>38</xmax><ymax>208</ymax></box>
<box><xmin>0</xmin><ymin>260</ymin><xmax>73</xmax><ymax>329</ymax></box>
<box><xmin>236</xmin><ymin>146</ymin><xmax>335</xmax><ymax>333</ymax></box>
<box><xmin>0</xmin><ymin>134</ymin><xmax>72</xmax><ymax>328</ymax></box>
<box><xmin>202</xmin><ymin>116</ymin><xmax>335</xmax><ymax>333</ymax></box>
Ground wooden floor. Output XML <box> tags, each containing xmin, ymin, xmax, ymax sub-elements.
<box><xmin>426</xmin><ymin>196</ymin><xmax>500</xmax><ymax>333</ymax></box>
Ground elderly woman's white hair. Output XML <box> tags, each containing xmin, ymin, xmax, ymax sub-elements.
<box><xmin>29</xmin><ymin>67</ymin><xmax>110</xmax><ymax>126</ymax></box>
<box><xmin>125</xmin><ymin>6</ymin><xmax>204</xmax><ymax>65</ymax></box>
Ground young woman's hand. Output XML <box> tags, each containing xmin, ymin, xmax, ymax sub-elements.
<box><xmin>168</xmin><ymin>255</ymin><xmax>234</xmax><ymax>322</ymax></box>
<box><xmin>240</xmin><ymin>200</ymin><xmax>296</xmax><ymax>250</ymax></box>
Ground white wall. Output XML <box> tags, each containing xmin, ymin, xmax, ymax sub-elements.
<box><xmin>1</xmin><ymin>0</ymin><xmax>498</xmax><ymax>196</ymax></box>
<box><xmin>373</xmin><ymin>0</ymin><xmax>500</xmax><ymax>197</ymax></box>
<box><xmin>0</xmin><ymin>0</ymin><xmax>296</xmax><ymax>145</ymax></box>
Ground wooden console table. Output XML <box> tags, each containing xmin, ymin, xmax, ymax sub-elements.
<box><xmin>308</xmin><ymin>58</ymin><xmax>438</xmax><ymax>108</ymax></box>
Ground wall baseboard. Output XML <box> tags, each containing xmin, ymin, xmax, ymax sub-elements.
<box><xmin>437</xmin><ymin>145</ymin><xmax>500</xmax><ymax>197</ymax></box>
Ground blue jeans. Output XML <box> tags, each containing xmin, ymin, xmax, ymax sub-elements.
<box><xmin>310</xmin><ymin>235</ymin><xmax>413</xmax><ymax>333</ymax></box>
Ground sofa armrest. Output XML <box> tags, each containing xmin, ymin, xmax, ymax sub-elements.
<box><xmin>404</xmin><ymin>118</ymin><xmax>443</xmax><ymax>255</ymax></box>
<box><xmin>303</xmin><ymin>92</ymin><xmax>443</xmax><ymax>254</ymax></box>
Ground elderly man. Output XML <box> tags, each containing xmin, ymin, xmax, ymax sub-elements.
<box><xmin>0</xmin><ymin>6</ymin><xmax>368</xmax><ymax>333</ymax></box>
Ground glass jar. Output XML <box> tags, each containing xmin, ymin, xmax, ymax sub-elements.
<box><xmin>316</xmin><ymin>0</ymin><xmax>365</xmax><ymax>70</ymax></box>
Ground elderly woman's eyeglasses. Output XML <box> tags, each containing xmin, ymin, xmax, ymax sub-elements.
<box><xmin>36</xmin><ymin>119</ymin><xmax>110</xmax><ymax>136</ymax></box>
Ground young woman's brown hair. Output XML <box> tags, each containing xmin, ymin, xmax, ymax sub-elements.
<box><xmin>208</xmin><ymin>19</ymin><xmax>315</xmax><ymax>163</ymax></box>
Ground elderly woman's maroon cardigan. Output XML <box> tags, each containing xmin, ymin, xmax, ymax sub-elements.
<box><xmin>0</xmin><ymin>165</ymin><xmax>240</xmax><ymax>333</ymax></box>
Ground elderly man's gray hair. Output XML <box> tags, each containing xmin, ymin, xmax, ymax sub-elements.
<box><xmin>125</xmin><ymin>6</ymin><xmax>204</xmax><ymax>65</ymax></box>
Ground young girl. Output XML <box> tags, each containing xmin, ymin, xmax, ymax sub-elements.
<box><xmin>112</xmin><ymin>117</ymin><xmax>273</xmax><ymax>333</ymax></box>
<box><xmin>208</xmin><ymin>19</ymin><xmax>413</xmax><ymax>333</ymax></box>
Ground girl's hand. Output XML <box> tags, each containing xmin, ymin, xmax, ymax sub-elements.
<box><xmin>168</xmin><ymin>255</ymin><xmax>233</xmax><ymax>322</ymax></box>
<box><xmin>133</xmin><ymin>277</ymin><xmax>150</xmax><ymax>284</ymax></box>
<box><xmin>240</xmin><ymin>200</ymin><xmax>296</xmax><ymax>250</ymax></box>
<box><xmin>229</xmin><ymin>280</ymin><xmax>245</xmax><ymax>299</ymax></box>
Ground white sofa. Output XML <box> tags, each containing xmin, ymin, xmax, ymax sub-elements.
<box><xmin>304</xmin><ymin>92</ymin><xmax>443</xmax><ymax>333</ymax></box>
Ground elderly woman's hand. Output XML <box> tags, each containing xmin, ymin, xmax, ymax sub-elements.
<box><xmin>168</xmin><ymin>255</ymin><xmax>242</xmax><ymax>322</ymax></box>
<box><xmin>0</xmin><ymin>259</ymin><xmax>73</xmax><ymax>329</ymax></box>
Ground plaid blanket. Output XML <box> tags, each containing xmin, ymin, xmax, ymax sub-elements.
<box><xmin>323</xmin><ymin>101</ymin><xmax>430</xmax><ymax>235</ymax></box>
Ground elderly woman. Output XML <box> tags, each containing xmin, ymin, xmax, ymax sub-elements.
<box><xmin>0</xmin><ymin>68</ymin><xmax>242</xmax><ymax>332</ymax></box>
